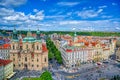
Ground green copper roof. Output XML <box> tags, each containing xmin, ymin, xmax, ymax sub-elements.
<box><xmin>36</xmin><ymin>30</ymin><xmax>40</xmax><ymax>34</ymax></box>
<box><xmin>64</xmin><ymin>45</ymin><xmax>75</xmax><ymax>50</ymax></box>
<box><xmin>35</xmin><ymin>40</ymin><xmax>41</xmax><ymax>42</ymax></box>
<box><xmin>12</xmin><ymin>39</ymin><xmax>19</xmax><ymax>42</ymax></box>
<box><xmin>13</xmin><ymin>28</ymin><xmax>17</xmax><ymax>34</ymax></box>
<box><xmin>23</xmin><ymin>36</ymin><xmax>36</xmax><ymax>42</ymax></box>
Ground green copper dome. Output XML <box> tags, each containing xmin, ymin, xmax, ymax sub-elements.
<box><xmin>23</xmin><ymin>36</ymin><xmax>36</xmax><ymax>42</ymax></box>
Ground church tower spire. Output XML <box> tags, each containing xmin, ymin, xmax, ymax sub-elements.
<box><xmin>12</xmin><ymin>26</ymin><xmax>18</xmax><ymax>39</ymax></box>
<box><xmin>27</xmin><ymin>27</ymin><xmax>32</xmax><ymax>37</ymax></box>
<box><xmin>36</xmin><ymin>27</ymin><xmax>40</xmax><ymax>40</ymax></box>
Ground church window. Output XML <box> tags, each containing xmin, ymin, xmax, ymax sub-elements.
<box><xmin>37</xmin><ymin>45</ymin><xmax>39</xmax><ymax>50</ymax></box>
<box><xmin>37</xmin><ymin>65</ymin><xmax>39</xmax><ymax>67</ymax></box>
<box><xmin>13</xmin><ymin>45</ymin><xmax>15</xmax><ymax>49</ymax></box>
<box><xmin>19</xmin><ymin>64</ymin><xmax>21</xmax><ymax>67</ymax></box>
<box><xmin>37</xmin><ymin>58</ymin><xmax>39</xmax><ymax>62</ymax></box>
<box><xmin>25</xmin><ymin>57</ymin><xmax>27</xmax><ymax>61</ymax></box>
<box><xmin>13</xmin><ymin>64</ymin><xmax>15</xmax><ymax>67</ymax></box>
<box><xmin>44</xmin><ymin>57</ymin><xmax>46</xmax><ymax>62</ymax></box>
<box><xmin>13</xmin><ymin>58</ymin><xmax>15</xmax><ymax>61</ymax></box>
<box><xmin>26</xmin><ymin>44</ymin><xmax>28</xmax><ymax>49</ymax></box>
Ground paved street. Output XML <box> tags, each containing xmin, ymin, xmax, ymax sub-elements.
<box><xmin>9</xmin><ymin>59</ymin><xmax>120</xmax><ymax>80</ymax></box>
<box><xmin>10</xmin><ymin>70</ymin><xmax>41</xmax><ymax>80</ymax></box>
<box><xmin>51</xmin><ymin>59</ymin><xmax>120</xmax><ymax>80</ymax></box>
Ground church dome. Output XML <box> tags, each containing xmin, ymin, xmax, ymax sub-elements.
<box><xmin>23</xmin><ymin>36</ymin><xmax>36</xmax><ymax>42</ymax></box>
<box><xmin>23</xmin><ymin>29</ymin><xmax>36</xmax><ymax>42</ymax></box>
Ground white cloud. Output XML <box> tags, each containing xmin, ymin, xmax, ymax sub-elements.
<box><xmin>46</xmin><ymin>15</ymin><xmax>65</xmax><ymax>19</ymax></box>
<box><xmin>0</xmin><ymin>6</ymin><xmax>119</xmax><ymax>32</ymax></box>
<box><xmin>58</xmin><ymin>20</ymin><xmax>120</xmax><ymax>31</ymax></box>
<box><xmin>112</xmin><ymin>3</ymin><xmax>117</xmax><ymax>6</ymax></box>
<box><xmin>0</xmin><ymin>7</ymin><xmax>45</xmax><ymax>29</ymax></box>
<box><xmin>33</xmin><ymin>9</ymin><xmax>39</xmax><ymax>13</ymax></box>
<box><xmin>3</xmin><ymin>12</ymin><xmax>27</xmax><ymax>21</ymax></box>
<box><xmin>57</xmin><ymin>2</ymin><xmax>80</xmax><ymax>7</ymax></box>
<box><xmin>0</xmin><ymin>8</ymin><xmax>14</xmax><ymax>16</ymax></box>
<box><xmin>101</xmin><ymin>15</ymin><xmax>112</xmax><ymax>18</ymax></box>
<box><xmin>77</xmin><ymin>9</ymin><xmax>103</xmax><ymax>19</ymax></box>
<box><xmin>29</xmin><ymin>10</ymin><xmax>44</xmax><ymax>20</ymax></box>
<box><xmin>0</xmin><ymin>0</ymin><xmax>27</xmax><ymax>7</ymax></box>
<box><xmin>97</xmin><ymin>9</ymin><xmax>103</xmax><ymax>13</ymax></box>
<box><xmin>40</xmin><ymin>0</ymin><xmax>47</xmax><ymax>2</ymax></box>
<box><xmin>99</xmin><ymin>5</ymin><xmax>107</xmax><ymax>9</ymax></box>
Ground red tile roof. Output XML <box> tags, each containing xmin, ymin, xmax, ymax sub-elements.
<box><xmin>42</xmin><ymin>44</ymin><xmax>48</xmax><ymax>52</ymax></box>
<box><xmin>66</xmin><ymin>49</ymin><xmax>72</xmax><ymax>52</ymax></box>
<box><xmin>0</xmin><ymin>59</ymin><xmax>12</xmax><ymax>66</ymax></box>
<box><xmin>0</xmin><ymin>44</ymin><xmax>10</xmax><ymax>49</ymax></box>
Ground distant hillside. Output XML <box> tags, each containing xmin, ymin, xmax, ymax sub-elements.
<box><xmin>0</xmin><ymin>29</ymin><xmax>120</xmax><ymax>37</ymax></box>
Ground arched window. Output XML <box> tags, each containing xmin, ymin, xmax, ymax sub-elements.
<box><xmin>13</xmin><ymin>45</ymin><xmax>15</xmax><ymax>49</ymax></box>
<box><xmin>25</xmin><ymin>57</ymin><xmax>27</xmax><ymax>61</ymax></box>
<box><xmin>37</xmin><ymin>45</ymin><xmax>39</xmax><ymax>50</ymax></box>
<box><xmin>13</xmin><ymin>64</ymin><xmax>15</xmax><ymax>67</ymax></box>
<box><xmin>44</xmin><ymin>57</ymin><xmax>46</xmax><ymax>62</ymax></box>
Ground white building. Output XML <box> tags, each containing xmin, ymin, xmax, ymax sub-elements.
<box><xmin>53</xmin><ymin>34</ymin><xmax>116</xmax><ymax>68</ymax></box>
<box><xmin>0</xmin><ymin>64</ymin><xmax>4</xmax><ymax>80</ymax></box>
<box><xmin>0</xmin><ymin>44</ymin><xmax>10</xmax><ymax>60</ymax></box>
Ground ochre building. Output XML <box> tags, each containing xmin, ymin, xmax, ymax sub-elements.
<box><xmin>10</xmin><ymin>29</ymin><xmax>48</xmax><ymax>70</ymax></box>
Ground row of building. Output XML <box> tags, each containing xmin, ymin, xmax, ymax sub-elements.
<box><xmin>51</xmin><ymin>33</ymin><xmax>117</xmax><ymax>68</ymax></box>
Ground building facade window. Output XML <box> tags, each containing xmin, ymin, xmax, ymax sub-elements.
<box><xmin>26</xmin><ymin>44</ymin><xmax>28</xmax><ymax>49</ymax></box>
<box><xmin>14</xmin><ymin>64</ymin><xmax>15</xmax><ymax>67</ymax></box>
<box><xmin>25</xmin><ymin>57</ymin><xmax>27</xmax><ymax>61</ymax></box>
<box><xmin>37</xmin><ymin>45</ymin><xmax>39</xmax><ymax>50</ymax></box>
<box><xmin>20</xmin><ymin>46</ymin><xmax>22</xmax><ymax>50</ymax></box>
<box><xmin>37</xmin><ymin>65</ymin><xmax>39</xmax><ymax>67</ymax></box>
<box><xmin>13</xmin><ymin>58</ymin><xmax>15</xmax><ymax>61</ymax></box>
<box><xmin>37</xmin><ymin>58</ymin><xmax>39</xmax><ymax>62</ymax></box>
<box><xmin>19</xmin><ymin>64</ymin><xmax>21</xmax><ymax>67</ymax></box>
<box><xmin>44</xmin><ymin>58</ymin><xmax>46</xmax><ymax>62</ymax></box>
<box><xmin>13</xmin><ymin>45</ymin><xmax>15</xmax><ymax>49</ymax></box>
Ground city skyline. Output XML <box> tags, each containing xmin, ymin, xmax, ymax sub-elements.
<box><xmin>0</xmin><ymin>0</ymin><xmax>120</xmax><ymax>31</ymax></box>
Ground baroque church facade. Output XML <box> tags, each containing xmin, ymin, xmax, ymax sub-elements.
<box><xmin>10</xmin><ymin>28</ymin><xmax>48</xmax><ymax>70</ymax></box>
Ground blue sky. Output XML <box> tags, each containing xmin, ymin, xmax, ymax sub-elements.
<box><xmin>0</xmin><ymin>0</ymin><xmax>120</xmax><ymax>32</ymax></box>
